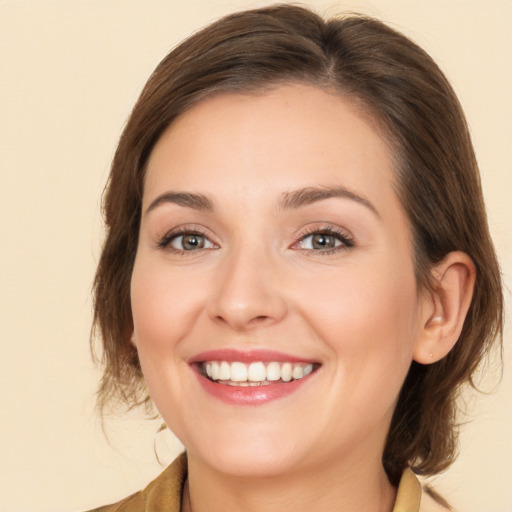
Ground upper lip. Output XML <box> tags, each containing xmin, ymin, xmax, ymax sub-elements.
<box><xmin>188</xmin><ymin>349</ymin><xmax>318</xmax><ymax>364</ymax></box>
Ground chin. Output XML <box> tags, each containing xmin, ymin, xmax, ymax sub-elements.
<box><xmin>185</xmin><ymin>425</ymin><xmax>312</xmax><ymax>478</ymax></box>
<box><xmin>203</xmin><ymin>449</ymin><xmax>305</xmax><ymax>479</ymax></box>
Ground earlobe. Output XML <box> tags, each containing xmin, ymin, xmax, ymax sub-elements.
<box><xmin>413</xmin><ymin>252</ymin><xmax>475</xmax><ymax>364</ymax></box>
<box><xmin>130</xmin><ymin>332</ymin><xmax>137</xmax><ymax>347</ymax></box>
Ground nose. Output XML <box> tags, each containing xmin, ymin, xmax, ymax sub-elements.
<box><xmin>207</xmin><ymin>247</ymin><xmax>288</xmax><ymax>331</ymax></box>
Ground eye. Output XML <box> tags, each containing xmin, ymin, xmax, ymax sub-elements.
<box><xmin>300</xmin><ymin>233</ymin><xmax>343</xmax><ymax>250</ymax></box>
<box><xmin>170</xmin><ymin>233</ymin><xmax>214</xmax><ymax>250</ymax></box>
<box><xmin>158</xmin><ymin>229</ymin><xmax>217</xmax><ymax>252</ymax></box>
<box><xmin>294</xmin><ymin>227</ymin><xmax>354</xmax><ymax>253</ymax></box>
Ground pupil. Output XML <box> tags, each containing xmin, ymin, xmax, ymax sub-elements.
<box><xmin>313</xmin><ymin>234</ymin><xmax>334</xmax><ymax>249</ymax></box>
<box><xmin>183</xmin><ymin>235</ymin><xmax>204</xmax><ymax>250</ymax></box>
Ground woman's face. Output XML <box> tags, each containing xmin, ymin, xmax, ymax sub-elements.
<box><xmin>131</xmin><ymin>84</ymin><xmax>427</xmax><ymax>478</ymax></box>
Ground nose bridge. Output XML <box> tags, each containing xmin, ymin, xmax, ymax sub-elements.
<box><xmin>207</xmin><ymin>239</ymin><xmax>287</xmax><ymax>330</ymax></box>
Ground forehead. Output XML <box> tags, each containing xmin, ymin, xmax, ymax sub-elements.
<box><xmin>144</xmin><ymin>84</ymin><xmax>399</xmax><ymax>216</ymax></box>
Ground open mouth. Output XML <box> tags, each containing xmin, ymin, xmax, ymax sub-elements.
<box><xmin>199</xmin><ymin>361</ymin><xmax>320</xmax><ymax>386</ymax></box>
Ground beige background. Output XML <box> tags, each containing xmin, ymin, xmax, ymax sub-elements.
<box><xmin>1</xmin><ymin>1</ymin><xmax>510</xmax><ymax>511</ymax></box>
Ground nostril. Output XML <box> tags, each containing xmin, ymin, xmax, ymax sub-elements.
<box><xmin>214</xmin><ymin>314</ymin><xmax>270</xmax><ymax>327</ymax></box>
<box><xmin>250</xmin><ymin>315</ymin><xmax>272</xmax><ymax>325</ymax></box>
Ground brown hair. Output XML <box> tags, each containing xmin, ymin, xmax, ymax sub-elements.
<box><xmin>92</xmin><ymin>4</ymin><xmax>503</xmax><ymax>484</ymax></box>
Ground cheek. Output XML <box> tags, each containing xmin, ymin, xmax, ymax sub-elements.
<box><xmin>130</xmin><ymin>258</ymin><xmax>205</xmax><ymax>350</ymax></box>
<box><xmin>297</xmin><ymin>259</ymin><xmax>419</xmax><ymax>379</ymax></box>
<box><xmin>129</xmin><ymin>258</ymin><xmax>203</xmax><ymax>430</ymax></box>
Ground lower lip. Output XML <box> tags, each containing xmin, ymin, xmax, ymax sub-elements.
<box><xmin>194</xmin><ymin>371</ymin><xmax>312</xmax><ymax>406</ymax></box>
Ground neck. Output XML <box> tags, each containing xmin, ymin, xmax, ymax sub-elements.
<box><xmin>181</xmin><ymin>450</ymin><xmax>396</xmax><ymax>512</ymax></box>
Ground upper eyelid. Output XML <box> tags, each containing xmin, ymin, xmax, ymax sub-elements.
<box><xmin>161</xmin><ymin>224</ymin><xmax>213</xmax><ymax>238</ymax></box>
<box><xmin>295</xmin><ymin>224</ymin><xmax>354</xmax><ymax>240</ymax></box>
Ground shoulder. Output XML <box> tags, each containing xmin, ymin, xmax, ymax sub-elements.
<box><xmin>83</xmin><ymin>453</ymin><xmax>188</xmax><ymax>512</ymax></box>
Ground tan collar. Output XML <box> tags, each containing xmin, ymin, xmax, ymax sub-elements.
<box><xmin>393</xmin><ymin>467</ymin><xmax>422</xmax><ymax>512</ymax></box>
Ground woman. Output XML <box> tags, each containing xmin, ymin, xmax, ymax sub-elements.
<box><xmin>89</xmin><ymin>4</ymin><xmax>503</xmax><ymax>511</ymax></box>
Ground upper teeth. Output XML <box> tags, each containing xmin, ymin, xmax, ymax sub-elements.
<box><xmin>203</xmin><ymin>361</ymin><xmax>314</xmax><ymax>384</ymax></box>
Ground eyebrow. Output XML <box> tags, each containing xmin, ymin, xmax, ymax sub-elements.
<box><xmin>280</xmin><ymin>185</ymin><xmax>380</xmax><ymax>217</ymax></box>
<box><xmin>144</xmin><ymin>185</ymin><xmax>379</xmax><ymax>217</ymax></box>
<box><xmin>145</xmin><ymin>192</ymin><xmax>214</xmax><ymax>215</ymax></box>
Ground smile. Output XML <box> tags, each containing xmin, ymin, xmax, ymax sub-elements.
<box><xmin>201</xmin><ymin>361</ymin><xmax>315</xmax><ymax>386</ymax></box>
<box><xmin>189</xmin><ymin>350</ymin><xmax>320</xmax><ymax>405</ymax></box>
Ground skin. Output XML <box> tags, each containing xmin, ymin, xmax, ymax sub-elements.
<box><xmin>130</xmin><ymin>84</ymin><xmax>474</xmax><ymax>512</ymax></box>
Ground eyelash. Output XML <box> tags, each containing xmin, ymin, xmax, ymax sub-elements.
<box><xmin>295</xmin><ymin>225</ymin><xmax>354</xmax><ymax>255</ymax></box>
<box><xmin>156</xmin><ymin>225</ymin><xmax>354</xmax><ymax>255</ymax></box>
<box><xmin>157</xmin><ymin>227</ymin><xmax>213</xmax><ymax>254</ymax></box>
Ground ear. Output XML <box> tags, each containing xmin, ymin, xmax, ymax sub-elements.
<box><xmin>130</xmin><ymin>332</ymin><xmax>137</xmax><ymax>347</ymax></box>
<box><xmin>414</xmin><ymin>251</ymin><xmax>476</xmax><ymax>364</ymax></box>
